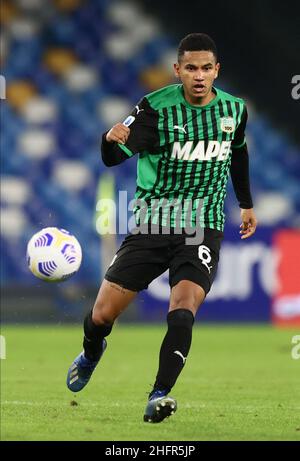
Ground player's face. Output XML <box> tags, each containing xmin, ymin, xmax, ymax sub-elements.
<box><xmin>174</xmin><ymin>51</ymin><xmax>220</xmax><ymax>105</ymax></box>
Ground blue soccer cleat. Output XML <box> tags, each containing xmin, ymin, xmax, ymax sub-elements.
<box><xmin>66</xmin><ymin>339</ymin><xmax>107</xmax><ymax>392</ymax></box>
<box><xmin>143</xmin><ymin>389</ymin><xmax>177</xmax><ymax>423</ymax></box>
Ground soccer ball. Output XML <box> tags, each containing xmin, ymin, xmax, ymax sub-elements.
<box><xmin>26</xmin><ymin>227</ymin><xmax>82</xmax><ymax>282</ymax></box>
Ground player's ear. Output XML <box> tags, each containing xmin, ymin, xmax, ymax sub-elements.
<box><xmin>174</xmin><ymin>63</ymin><xmax>180</xmax><ymax>78</ymax></box>
<box><xmin>214</xmin><ymin>62</ymin><xmax>220</xmax><ymax>79</ymax></box>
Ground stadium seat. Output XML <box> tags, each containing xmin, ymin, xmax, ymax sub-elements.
<box><xmin>1</xmin><ymin>207</ymin><xmax>29</xmax><ymax>240</ymax></box>
<box><xmin>52</xmin><ymin>159</ymin><xmax>92</xmax><ymax>192</ymax></box>
<box><xmin>98</xmin><ymin>96</ymin><xmax>132</xmax><ymax>128</ymax></box>
<box><xmin>0</xmin><ymin>176</ymin><xmax>32</xmax><ymax>206</ymax></box>
<box><xmin>21</xmin><ymin>96</ymin><xmax>58</xmax><ymax>124</ymax></box>
<box><xmin>18</xmin><ymin>128</ymin><xmax>56</xmax><ymax>159</ymax></box>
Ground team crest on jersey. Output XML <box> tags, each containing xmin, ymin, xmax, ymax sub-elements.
<box><xmin>220</xmin><ymin>117</ymin><xmax>235</xmax><ymax>133</ymax></box>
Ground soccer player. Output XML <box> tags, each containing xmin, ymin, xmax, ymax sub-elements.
<box><xmin>67</xmin><ymin>33</ymin><xmax>257</xmax><ymax>423</ymax></box>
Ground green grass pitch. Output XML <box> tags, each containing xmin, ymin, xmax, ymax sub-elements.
<box><xmin>1</xmin><ymin>324</ymin><xmax>300</xmax><ymax>441</ymax></box>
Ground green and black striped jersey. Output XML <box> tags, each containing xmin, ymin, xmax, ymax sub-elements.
<box><xmin>118</xmin><ymin>84</ymin><xmax>247</xmax><ymax>232</ymax></box>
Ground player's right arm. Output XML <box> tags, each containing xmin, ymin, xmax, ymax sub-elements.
<box><xmin>101</xmin><ymin>96</ymin><xmax>159</xmax><ymax>167</ymax></box>
<box><xmin>101</xmin><ymin>124</ymin><xmax>131</xmax><ymax>167</ymax></box>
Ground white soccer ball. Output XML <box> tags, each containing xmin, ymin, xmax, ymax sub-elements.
<box><xmin>26</xmin><ymin>227</ymin><xmax>82</xmax><ymax>282</ymax></box>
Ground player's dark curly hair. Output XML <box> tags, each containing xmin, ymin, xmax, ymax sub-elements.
<box><xmin>178</xmin><ymin>33</ymin><xmax>218</xmax><ymax>62</ymax></box>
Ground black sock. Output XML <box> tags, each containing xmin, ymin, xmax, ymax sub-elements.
<box><xmin>153</xmin><ymin>308</ymin><xmax>194</xmax><ymax>393</ymax></box>
<box><xmin>83</xmin><ymin>310</ymin><xmax>113</xmax><ymax>361</ymax></box>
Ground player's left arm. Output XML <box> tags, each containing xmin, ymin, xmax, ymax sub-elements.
<box><xmin>230</xmin><ymin>105</ymin><xmax>258</xmax><ymax>240</ymax></box>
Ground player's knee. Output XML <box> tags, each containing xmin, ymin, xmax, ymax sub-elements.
<box><xmin>92</xmin><ymin>306</ymin><xmax>114</xmax><ymax>326</ymax></box>
<box><xmin>171</xmin><ymin>293</ymin><xmax>202</xmax><ymax>311</ymax></box>
<box><xmin>171</xmin><ymin>281</ymin><xmax>205</xmax><ymax>311</ymax></box>
<box><xmin>172</xmin><ymin>297</ymin><xmax>197</xmax><ymax>311</ymax></box>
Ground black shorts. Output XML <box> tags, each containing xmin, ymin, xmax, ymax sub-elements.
<box><xmin>104</xmin><ymin>228</ymin><xmax>223</xmax><ymax>295</ymax></box>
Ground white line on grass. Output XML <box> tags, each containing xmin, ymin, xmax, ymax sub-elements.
<box><xmin>2</xmin><ymin>400</ymin><xmax>100</xmax><ymax>407</ymax></box>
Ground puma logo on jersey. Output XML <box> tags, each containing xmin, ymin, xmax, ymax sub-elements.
<box><xmin>135</xmin><ymin>105</ymin><xmax>144</xmax><ymax>114</ymax></box>
<box><xmin>173</xmin><ymin>124</ymin><xmax>187</xmax><ymax>134</ymax></box>
<box><xmin>174</xmin><ymin>350</ymin><xmax>187</xmax><ymax>364</ymax></box>
<box><xmin>171</xmin><ymin>140</ymin><xmax>231</xmax><ymax>161</ymax></box>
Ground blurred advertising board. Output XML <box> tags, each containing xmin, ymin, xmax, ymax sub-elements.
<box><xmin>138</xmin><ymin>226</ymin><xmax>276</xmax><ymax>322</ymax></box>
<box><xmin>272</xmin><ymin>229</ymin><xmax>300</xmax><ymax>327</ymax></box>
